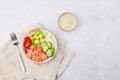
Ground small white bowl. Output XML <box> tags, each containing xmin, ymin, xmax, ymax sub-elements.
<box><xmin>58</xmin><ymin>12</ymin><xmax>77</xmax><ymax>32</ymax></box>
<box><xmin>22</xmin><ymin>28</ymin><xmax>58</xmax><ymax>64</ymax></box>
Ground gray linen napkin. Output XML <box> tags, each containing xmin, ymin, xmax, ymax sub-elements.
<box><xmin>0</xmin><ymin>25</ymin><xmax>76</xmax><ymax>80</ymax></box>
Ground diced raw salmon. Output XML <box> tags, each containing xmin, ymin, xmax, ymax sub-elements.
<box><xmin>36</xmin><ymin>56</ymin><xmax>42</xmax><ymax>62</ymax></box>
<box><xmin>27</xmin><ymin>48</ymin><xmax>33</xmax><ymax>54</ymax></box>
<box><xmin>33</xmin><ymin>50</ymin><xmax>39</xmax><ymax>57</ymax></box>
<box><xmin>36</xmin><ymin>44</ymin><xmax>41</xmax><ymax>48</ymax></box>
<box><xmin>36</xmin><ymin>45</ymin><xmax>43</xmax><ymax>53</ymax></box>
<box><xmin>40</xmin><ymin>53</ymin><xmax>47</xmax><ymax>61</ymax></box>
<box><xmin>32</xmin><ymin>55</ymin><xmax>36</xmax><ymax>61</ymax></box>
<box><xmin>26</xmin><ymin>53</ymin><xmax>32</xmax><ymax>59</ymax></box>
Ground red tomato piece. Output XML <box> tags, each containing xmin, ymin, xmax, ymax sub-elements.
<box><xmin>23</xmin><ymin>37</ymin><xmax>32</xmax><ymax>48</ymax></box>
<box><xmin>23</xmin><ymin>37</ymin><xmax>32</xmax><ymax>53</ymax></box>
<box><xmin>24</xmin><ymin>37</ymin><xmax>32</xmax><ymax>43</ymax></box>
<box><xmin>24</xmin><ymin>46</ymin><xmax>30</xmax><ymax>53</ymax></box>
<box><xmin>23</xmin><ymin>42</ymin><xmax>31</xmax><ymax>47</ymax></box>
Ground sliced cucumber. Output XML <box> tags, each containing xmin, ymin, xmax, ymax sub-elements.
<box><xmin>46</xmin><ymin>49</ymin><xmax>54</xmax><ymax>57</ymax></box>
<box><xmin>47</xmin><ymin>42</ymin><xmax>52</xmax><ymax>48</ymax></box>
<box><xmin>42</xmin><ymin>45</ymin><xmax>48</xmax><ymax>52</ymax></box>
<box><xmin>41</xmin><ymin>42</ymin><xmax>47</xmax><ymax>47</ymax></box>
<box><xmin>50</xmin><ymin>48</ymin><xmax>55</xmax><ymax>54</ymax></box>
<box><xmin>46</xmin><ymin>49</ymin><xmax>51</xmax><ymax>55</ymax></box>
<box><xmin>46</xmin><ymin>54</ymin><xmax>53</xmax><ymax>57</ymax></box>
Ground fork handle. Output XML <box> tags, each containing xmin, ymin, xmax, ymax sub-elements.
<box><xmin>16</xmin><ymin>46</ymin><xmax>26</xmax><ymax>73</ymax></box>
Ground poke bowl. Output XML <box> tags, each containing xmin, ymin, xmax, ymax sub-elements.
<box><xmin>23</xmin><ymin>28</ymin><xmax>57</xmax><ymax>63</ymax></box>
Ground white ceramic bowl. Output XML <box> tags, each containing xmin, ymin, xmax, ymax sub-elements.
<box><xmin>58</xmin><ymin>12</ymin><xmax>77</xmax><ymax>32</ymax></box>
<box><xmin>23</xmin><ymin>28</ymin><xmax>57</xmax><ymax>63</ymax></box>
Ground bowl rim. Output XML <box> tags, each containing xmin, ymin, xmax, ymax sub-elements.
<box><xmin>58</xmin><ymin>12</ymin><xmax>77</xmax><ymax>32</ymax></box>
<box><xmin>22</xmin><ymin>27</ymin><xmax>58</xmax><ymax>64</ymax></box>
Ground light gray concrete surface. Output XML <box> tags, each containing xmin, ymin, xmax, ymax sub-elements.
<box><xmin>0</xmin><ymin>0</ymin><xmax>120</xmax><ymax>80</ymax></box>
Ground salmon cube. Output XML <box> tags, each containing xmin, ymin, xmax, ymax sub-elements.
<box><xmin>27</xmin><ymin>49</ymin><xmax>33</xmax><ymax>54</ymax></box>
<box><xmin>26</xmin><ymin>53</ymin><xmax>32</xmax><ymax>59</ymax></box>
<box><xmin>32</xmin><ymin>55</ymin><xmax>36</xmax><ymax>61</ymax></box>
<box><xmin>33</xmin><ymin>50</ymin><xmax>39</xmax><ymax>57</ymax></box>
<box><xmin>36</xmin><ymin>56</ymin><xmax>42</xmax><ymax>62</ymax></box>
<box><xmin>40</xmin><ymin>53</ymin><xmax>47</xmax><ymax>61</ymax></box>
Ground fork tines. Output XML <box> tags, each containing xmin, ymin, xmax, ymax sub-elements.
<box><xmin>10</xmin><ymin>32</ymin><xmax>19</xmax><ymax>45</ymax></box>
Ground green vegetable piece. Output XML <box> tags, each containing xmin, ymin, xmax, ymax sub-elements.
<box><xmin>47</xmin><ymin>54</ymin><xmax>54</xmax><ymax>57</ymax></box>
<box><xmin>36</xmin><ymin>31</ymin><xmax>40</xmax><ymax>35</ymax></box>
<box><xmin>39</xmin><ymin>34</ymin><xmax>43</xmax><ymax>39</ymax></box>
<box><xmin>36</xmin><ymin>30</ymin><xmax>42</xmax><ymax>35</ymax></box>
<box><xmin>34</xmin><ymin>40</ymin><xmax>40</xmax><ymax>44</ymax></box>
<box><xmin>30</xmin><ymin>36</ymin><xmax>34</xmax><ymax>40</ymax></box>
<box><xmin>47</xmin><ymin>42</ymin><xmax>52</xmax><ymax>48</ymax></box>
<box><xmin>46</xmin><ymin>49</ymin><xmax>54</xmax><ymax>57</ymax></box>
<box><xmin>31</xmin><ymin>39</ymin><xmax>35</xmax><ymax>44</ymax></box>
<box><xmin>40</xmin><ymin>38</ymin><xmax>45</xmax><ymax>43</ymax></box>
<box><xmin>42</xmin><ymin>45</ymin><xmax>48</xmax><ymax>52</ymax></box>
<box><xmin>46</xmin><ymin>49</ymin><xmax>52</xmax><ymax>55</ymax></box>
<box><xmin>41</xmin><ymin>42</ymin><xmax>47</xmax><ymax>47</ymax></box>
<box><xmin>50</xmin><ymin>48</ymin><xmax>55</xmax><ymax>54</ymax></box>
<box><xmin>30</xmin><ymin>36</ymin><xmax>35</xmax><ymax>44</ymax></box>
<box><xmin>31</xmin><ymin>44</ymin><xmax>36</xmax><ymax>48</ymax></box>
<box><xmin>42</xmin><ymin>32</ymin><xmax>46</xmax><ymax>38</ymax></box>
<box><xmin>30</xmin><ymin>31</ymin><xmax>36</xmax><ymax>36</ymax></box>
<box><xmin>34</xmin><ymin>35</ymin><xmax>39</xmax><ymax>40</ymax></box>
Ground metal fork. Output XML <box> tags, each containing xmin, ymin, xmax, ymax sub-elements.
<box><xmin>10</xmin><ymin>32</ymin><xmax>26</xmax><ymax>73</ymax></box>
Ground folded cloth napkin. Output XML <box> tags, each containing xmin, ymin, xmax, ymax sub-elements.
<box><xmin>0</xmin><ymin>24</ymin><xmax>76</xmax><ymax>80</ymax></box>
